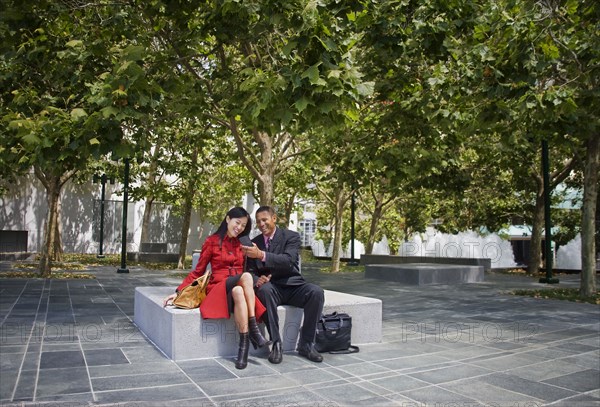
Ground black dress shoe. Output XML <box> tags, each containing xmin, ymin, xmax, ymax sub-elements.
<box><xmin>297</xmin><ymin>343</ymin><xmax>323</xmax><ymax>363</ymax></box>
<box><xmin>268</xmin><ymin>341</ymin><xmax>283</xmax><ymax>364</ymax></box>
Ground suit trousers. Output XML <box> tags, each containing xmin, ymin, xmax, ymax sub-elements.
<box><xmin>256</xmin><ymin>281</ymin><xmax>324</xmax><ymax>345</ymax></box>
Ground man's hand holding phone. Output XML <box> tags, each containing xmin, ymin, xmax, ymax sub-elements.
<box><xmin>239</xmin><ymin>235</ymin><xmax>263</xmax><ymax>259</ymax></box>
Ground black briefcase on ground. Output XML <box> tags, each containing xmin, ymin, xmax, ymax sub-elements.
<box><xmin>315</xmin><ymin>312</ymin><xmax>359</xmax><ymax>354</ymax></box>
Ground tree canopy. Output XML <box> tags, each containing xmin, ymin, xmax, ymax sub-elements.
<box><xmin>1</xmin><ymin>0</ymin><xmax>597</xmax><ymax>292</ymax></box>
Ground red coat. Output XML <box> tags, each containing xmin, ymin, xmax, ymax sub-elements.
<box><xmin>178</xmin><ymin>234</ymin><xmax>266</xmax><ymax>320</ymax></box>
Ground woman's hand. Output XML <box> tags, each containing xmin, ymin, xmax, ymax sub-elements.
<box><xmin>163</xmin><ymin>292</ymin><xmax>177</xmax><ymax>307</ymax></box>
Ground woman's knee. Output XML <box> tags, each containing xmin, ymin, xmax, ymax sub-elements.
<box><xmin>239</xmin><ymin>272</ymin><xmax>254</xmax><ymax>287</ymax></box>
<box><xmin>231</xmin><ymin>286</ymin><xmax>245</xmax><ymax>301</ymax></box>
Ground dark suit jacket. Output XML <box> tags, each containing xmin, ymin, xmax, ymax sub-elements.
<box><xmin>247</xmin><ymin>227</ymin><xmax>305</xmax><ymax>286</ymax></box>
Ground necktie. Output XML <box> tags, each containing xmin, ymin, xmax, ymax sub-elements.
<box><xmin>266</xmin><ymin>238</ymin><xmax>272</xmax><ymax>252</ymax></box>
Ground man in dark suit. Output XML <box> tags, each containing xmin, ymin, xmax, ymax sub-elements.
<box><xmin>242</xmin><ymin>206</ymin><xmax>324</xmax><ymax>364</ymax></box>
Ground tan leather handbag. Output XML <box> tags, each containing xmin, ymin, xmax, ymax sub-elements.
<box><xmin>173</xmin><ymin>271</ymin><xmax>211</xmax><ymax>309</ymax></box>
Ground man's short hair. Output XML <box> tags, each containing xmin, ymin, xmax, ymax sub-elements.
<box><xmin>256</xmin><ymin>206</ymin><xmax>276</xmax><ymax>216</ymax></box>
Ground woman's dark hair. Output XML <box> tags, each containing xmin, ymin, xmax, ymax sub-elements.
<box><xmin>213</xmin><ymin>206</ymin><xmax>252</xmax><ymax>245</ymax></box>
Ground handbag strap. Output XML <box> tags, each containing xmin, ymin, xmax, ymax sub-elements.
<box><xmin>327</xmin><ymin>345</ymin><xmax>360</xmax><ymax>354</ymax></box>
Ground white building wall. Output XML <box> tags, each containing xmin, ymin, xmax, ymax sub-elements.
<box><xmin>1</xmin><ymin>172</ymin><xmax>47</xmax><ymax>252</ymax></box>
<box><xmin>0</xmin><ymin>172</ymin><xmax>208</xmax><ymax>255</ymax></box>
<box><xmin>1</xmin><ymin>176</ymin><xmax>315</xmax><ymax>255</ymax></box>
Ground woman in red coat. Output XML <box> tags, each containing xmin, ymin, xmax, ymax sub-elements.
<box><xmin>163</xmin><ymin>207</ymin><xmax>270</xmax><ymax>369</ymax></box>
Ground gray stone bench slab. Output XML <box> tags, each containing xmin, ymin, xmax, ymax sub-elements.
<box><xmin>361</xmin><ymin>254</ymin><xmax>492</xmax><ymax>272</ymax></box>
<box><xmin>365</xmin><ymin>263</ymin><xmax>484</xmax><ymax>285</ymax></box>
<box><xmin>127</xmin><ymin>252</ymin><xmax>179</xmax><ymax>263</ymax></box>
<box><xmin>134</xmin><ymin>287</ymin><xmax>382</xmax><ymax>361</ymax></box>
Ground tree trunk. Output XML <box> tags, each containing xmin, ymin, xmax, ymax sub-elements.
<box><xmin>281</xmin><ymin>193</ymin><xmax>296</xmax><ymax>229</ymax></box>
<box><xmin>53</xmin><ymin>206</ymin><xmax>63</xmax><ymax>262</ymax></box>
<box><xmin>228</xmin><ymin>117</ymin><xmax>281</xmax><ymax>207</ymax></box>
<box><xmin>196</xmin><ymin>206</ymin><xmax>206</xmax><ymax>242</ymax></box>
<box><xmin>178</xmin><ymin>183</ymin><xmax>195</xmax><ymax>269</ymax></box>
<box><xmin>257</xmin><ymin>164</ymin><xmax>275</xmax><ymax>207</ymax></box>
<box><xmin>580</xmin><ymin>135</ymin><xmax>599</xmax><ymax>297</ymax></box>
<box><xmin>34</xmin><ymin>167</ymin><xmax>77</xmax><ymax>277</ymax></box>
<box><xmin>528</xmin><ymin>191</ymin><xmax>545</xmax><ymax>274</ymax></box>
<box><xmin>39</xmin><ymin>176</ymin><xmax>61</xmax><ymax>277</ymax></box>
<box><xmin>140</xmin><ymin>138</ymin><xmax>163</xmax><ymax>248</ymax></box>
<box><xmin>139</xmin><ymin>198</ymin><xmax>154</xmax><ymax>247</ymax></box>
<box><xmin>528</xmin><ymin>154</ymin><xmax>576</xmax><ymax>274</ymax></box>
<box><xmin>366</xmin><ymin>196</ymin><xmax>385</xmax><ymax>254</ymax></box>
<box><xmin>330</xmin><ymin>192</ymin><xmax>346</xmax><ymax>273</ymax></box>
<box><xmin>178</xmin><ymin>148</ymin><xmax>199</xmax><ymax>269</ymax></box>
<box><xmin>329</xmin><ymin>188</ymin><xmax>351</xmax><ymax>273</ymax></box>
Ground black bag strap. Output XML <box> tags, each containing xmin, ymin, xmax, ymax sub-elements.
<box><xmin>327</xmin><ymin>345</ymin><xmax>360</xmax><ymax>354</ymax></box>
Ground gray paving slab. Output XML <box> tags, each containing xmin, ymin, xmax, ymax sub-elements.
<box><xmin>487</xmin><ymin>373</ymin><xmax>580</xmax><ymax>402</ymax></box>
<box><xmin>12</xmin><ymin>368</ymin><xmax>36</xmax><ymax>401</ymax></box>
<box><xmin>39</xmin><ymin>349</ymin><xmax>86</xmax><ymax>369</ymax></box>
<box><xmin>91</xmin><ymin>371</ymin><xmax>191</xmax><ymax>392</ymax></box>
<box><xmin>36</xmin><ymin>366</ymin><xmax>91</xmax><ymax>398</ymax></box>
<box><xmin>0</xmin><ymin>261</ymin><xmax>599</xmax><ymax>407</ymax></box>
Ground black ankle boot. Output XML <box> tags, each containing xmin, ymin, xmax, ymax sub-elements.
<box><xmin>235</xmin><ymin>332</ymin><xmax>249</xmax><ymax>369</ymax></box>
<box><xmin>248</xmin><ymin>316</ymin><xmax>272</xmax><ymax>349</ymax></box>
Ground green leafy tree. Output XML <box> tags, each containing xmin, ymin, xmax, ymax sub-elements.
<box><xmin>142</xmin><ymin>0</ymin><xmax>372</xmax><ymax>207</ymax></box>
<box><xmin>347</xmin><ymin>0</ymin><xmax>486</xmax><ymax>255</ymax></box>
<box><xmin>0</xmin><ymin>1</ymin><xmax>161</xmax><ymax>276</ymax></box>
<box><xmin>144</xmin><ymin>118</ymin><xmax>252</xmax><ymax>269</ymax></box>
<box><xmin>314</xmin><ymin>180</ymin><xmax>353</xmax><ymax>272</ymax></box>
<box><xmin>452</xmin><ymin>0</ymin><xmax>598</xmax><ymax>292</ymax></box>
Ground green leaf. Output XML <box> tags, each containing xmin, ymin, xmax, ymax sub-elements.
<box><xmin>18</xmin><ymin>155</ymin><xmax>31</xmax><ymax>165</ymax></box>
<box><xmin>101</xmin><ymin>106</ymin><xmax>119</xmax><ymax>118</ymax></box>
<box><xmin>344</xmin><ymin>109</ymin><xmax>359</xmax><ymax>121</ymax></box>
<box><xmin>294</xmin><ymin>96</ymin><xmax>311</xmax><ymax>112</ymax></box>
<box><xmin>122</xmin><ymin>45</ymin><xmax>145</xmax><ymax>61</ymax></box>
<box><xmin>540</xmin><ymin>41</ymin><xmax>559</xmax><ymax>59</ymax></box>
<box><xmin>282</xmin><ymin>41</ymin><xmax>297</xmax><ymax>56</ymax></box>
<box><xmin>70</xmin><ymin>108</ymin><xmax>88</xmax><ymax>120</ymax></box>
<box><xmin>88</xmin><ymin>138</ymin><xmax>100</xmax><ymax>145</ymax></box>
<box><xmin>319</xmin><ymin>101</ymin><xmax>335</xmax><ymax>113</ymax></box>
<box><xmin>302</xmin><ymin>63</ymin><xmax>321</xmax><ymax>85</ymax></box>
<box><xmin>356</xmin><ymin>81</ymin><xmax>374</xmax><ymax>96</ymax></box>
<box><xmin>565</xmin><ymin>0</ymin><xmax>578</xmax><ymax>15</ymax></box>
<box><xmin>22</xmin><ymin>132</ymin><xmax>41</xmax><ymax>145</ymax></box>
<box><xmin>66</xmin><ymin>40</ymin><xmax>83</xmax><ymax>48</ymax></box>
<box><xmin>328</xmin><ymin>70</ymin><xmax>341</xmax><ymax>79</ymax></box>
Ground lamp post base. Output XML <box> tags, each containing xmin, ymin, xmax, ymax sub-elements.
<box><xmin>117</xmin><ymin>268</ymin><xmax>129</xmax><ymax>274</ymax></box>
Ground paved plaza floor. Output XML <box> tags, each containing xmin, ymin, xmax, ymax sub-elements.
<box><xmin>1</xmin><ymin>261</ymin><xmax>599</xmax><ymax>406</ymax></box>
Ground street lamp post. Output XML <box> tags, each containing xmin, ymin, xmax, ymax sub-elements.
<box><xmin>117</xmin><ymin>158</ymin><xmax>130</xmax><ymax>274</ymax></box>
<box><xmin>348</xmin><ymin>191</ymin><xmax>359</xmax><ymax>266</ymax></box>
<box><xmin>98</xmin><ymin>174</ymin><xmax>107</xmax><ymax>258</ymax></box>
<box><xmin>93</xmin><ymin>173</ymin><xmax>114</xmax><ymax>258</ymax></box>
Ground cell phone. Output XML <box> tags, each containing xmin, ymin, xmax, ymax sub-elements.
<box><xmin>239</xmin><ymin>235</ymin><xmax>253</xmax><ymax>247</ymax></box>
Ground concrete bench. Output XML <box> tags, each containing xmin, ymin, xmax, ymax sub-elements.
<box><xmin>361</xmin><ymin>254</ymin><xmax>492</xmax><ymax>272</ymax></box>
<box><xmin>139</xmin><ymin>242</ymin><xmax>168</xmax><ymax>253</ymax></box>
<box><xmin>365</xmin><ymin>263</ymin><xmax>484</xmax><ymax>285</ymax></box>
<box><xmin>134</xmin><ymin>287</ymin><xmax>382</xmax><ymax>361</ymax></box>
<box><xmin>127</xmin><ymin>242</ymin><xmax>179</xmax><ymax>263</ymax></box>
